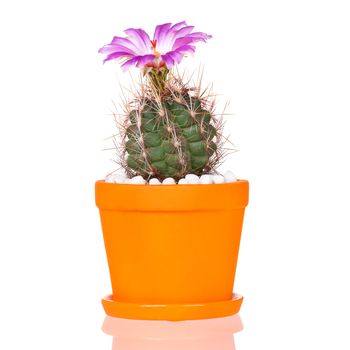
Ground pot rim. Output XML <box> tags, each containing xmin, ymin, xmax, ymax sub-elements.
<box><xmin>96</xmin><ymin>179</ymin><xmax>249</xmax><ymax>212</ymax></box>
<box><xmin>98</xmin><ymin>179</ymin><xmax>246</xmax><ymax>186</ymax></box>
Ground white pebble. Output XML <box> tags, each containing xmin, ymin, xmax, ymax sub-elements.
<box><xmin>105</xmin><ymin>174</ymin><xmax>123</xmax><ymax>184</ymax></box>
<box><xmin>148</xmin><ymin>178</ymin><xmax>161</xmax><ymax>185</ymax></box>
<box><xmin>200</xmin><ymin>174</ymin><xmax>213</xmax><ymax>184</ymax></box>
<box><xmin>185</xmin><ymin>174</ymin><xmax>200</xmax><ymax>184</ymax></box>
<box><xmin>224</xmin><ymin>171</ymin><xmax>237</xmax><ymax>183</ymax></box>
<box><xmin>213</xmin><ymin>175</ymin><xmax>225</xmax><ymax>184</ymax></box>
<box><xmin>105</xmin><ymin>171</ymin><xmax>128</xmax><ymax>184</ymax></box>
<box><xmin>162</xmin><ymin>177</ymin><xmax>176</xmax><ymax>185</ymax></box>
<box><xmin>105</xmin><ymin>174</ymin><xmax>115</xmax><ymax>183</ymax></box>
<box><xmin>178</xmin><ymin>178</ymin><xmax>188</xmax><ymax>185</ymax></box>
<box><xmin>115</xmin><ymin>170</ymin><xmax>128</xmax><ymax>177</ymax></box>
<box><xmin>114</xmin><ymin>175</ymin><xmax>128</xmax><ymax>184</ymax></box>
<box><xmin>130</xmin><ymin>175</ymin><xmax>146</xmax><ymax>184</ymax></box>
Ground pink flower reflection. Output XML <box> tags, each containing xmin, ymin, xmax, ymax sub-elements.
<box><xmin>102</xmin><ymin>314</ymin><xmax>243</xmax><ymax>350</ymax></box>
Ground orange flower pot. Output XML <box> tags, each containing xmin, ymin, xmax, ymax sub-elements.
<box><xmin>95</xmin><ymin>180</ymin><xmax>249</xmax><ymax>321</ymax></box>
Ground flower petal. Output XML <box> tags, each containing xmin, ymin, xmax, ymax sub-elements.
<box><xmin>120</xmin><ymin>57</ymin><xmax>139</xmax><ymax>71</ymax></box>
<box><xmin>164</xmin><ymin>21</ymin><xmax>188</xmax><ymax>43</ymax></box>
<box><xmin>120</xmin><ymin>54</ymin><xmax>156</xmax><ymax>71</ymax></box>
<box><xmin>188</xmin><ymin>32</ymin><xmax>213</xmax><ymax>40</ymax></box>
<box><xmin>172</xmin><ymin>26</ymin><xmax>195</xmax><ymax>40</ymax></box>
<box><xmin>172</xmin><ymin>32</ymin><xmax>212</xmax><ymax>50</ymax></box>
<box><xmin>98</xmin><ymin>44</ymin><xmax>135</xmax><ymax>55</ymax></box>
<box><xmin>124</xmin><ymin>28</ymin><xmax>152</xmax><ymax>54</ymax></box>
<box><xmin>172</xmin><ymin>37</ymin><xmax>194</xmax><ymax>49</ymax></box>
<box><xmin>136</xmin><ymin>54</ymin><xmax>156</xmax><ymax>67</ymax></box>
<box><xmin>166</xmin><ymin>50</ymin><xmax>184</xmax><ymax>64</ymax></box>
<box><xmin>155</xmin><ymin>23</ymin><xmax>192</xmax><ymax>53</ymax></box>
<box><xmin>110</xmin><ymin>36</ymin><xmax>139</xmax><ymax>52</ymax></box>
<box><xmin>153</xmin><ymin>23</ymin><xmax>172</xmax><ymax>42</ymax></box>
<box><xmin>169</xmin><ymin>21</ymin><xmax>187</xmax><ymax>32</ymax></box>
<box><xmin>174</xmin><ymin>44</ymin><xmax>196</xmax><ymax>54</ymax></box>
<box><xmin>161</xmin><ymin>54</ymin><xmax>175</xmax><ymax>68</ymax></box>
<box><xmin>103</xmin><ymin>51</ymin><xmax>132</xmax><ymax>63</ymax></box>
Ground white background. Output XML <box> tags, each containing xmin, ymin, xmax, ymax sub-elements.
<box><xmin>1</xmin><ymin>0</ymin><xmax>350</xmax><ymax>349</ymax></box>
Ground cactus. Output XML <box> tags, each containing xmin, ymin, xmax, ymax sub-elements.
<box><xmin>99</xmin><ymin>21</ymin><xmax>230</xmax><ymax>181</ymax></box>
<box><xmin>121</xmin><ymin>73</ymin><xmax>222</xmax><ymax>180</ymax></box>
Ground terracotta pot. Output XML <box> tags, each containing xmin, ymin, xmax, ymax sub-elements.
<box><xmin>95</xmin><ymin>180</ymin><xmax>249</xmax><ymax>321</ymax></box>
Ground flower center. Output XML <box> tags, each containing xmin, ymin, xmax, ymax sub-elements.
<box><xmin>150</xmin><ymin>39</ymin><xmax>161</xmax><ymax>57</ymax></box>
<box><xmin>151</xmin><ymin>39</ymin><xmax>157</xmax><ymax>49</ymax></box>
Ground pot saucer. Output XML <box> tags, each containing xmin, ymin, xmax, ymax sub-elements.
<box><xmin>102</xmin><ymin>293</ymin><xmax>243</xmax><ymax>321</ymax></box>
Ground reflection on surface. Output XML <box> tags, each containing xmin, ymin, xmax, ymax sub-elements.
<box><xmin>102</xmin><ymin>314</ymin><xmax>243</xmax><ymax>350</ymax></box>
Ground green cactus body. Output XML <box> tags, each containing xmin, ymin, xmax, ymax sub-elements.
<box><xmin>125</xmin><ymin>91</ymin><xmax>219</xmax><ymax>181</ymax></box>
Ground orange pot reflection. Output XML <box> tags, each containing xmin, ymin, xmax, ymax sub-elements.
<box><xmin>102</xmin><ymin>314</ymin><xmax>243</xmax><ymax>350</ymax></box>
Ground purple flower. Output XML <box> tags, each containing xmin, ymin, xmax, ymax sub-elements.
<box><xmin>99</xmin><ymin>21</ymin><xmax>212</xmax><ymax>71</ymax></box>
